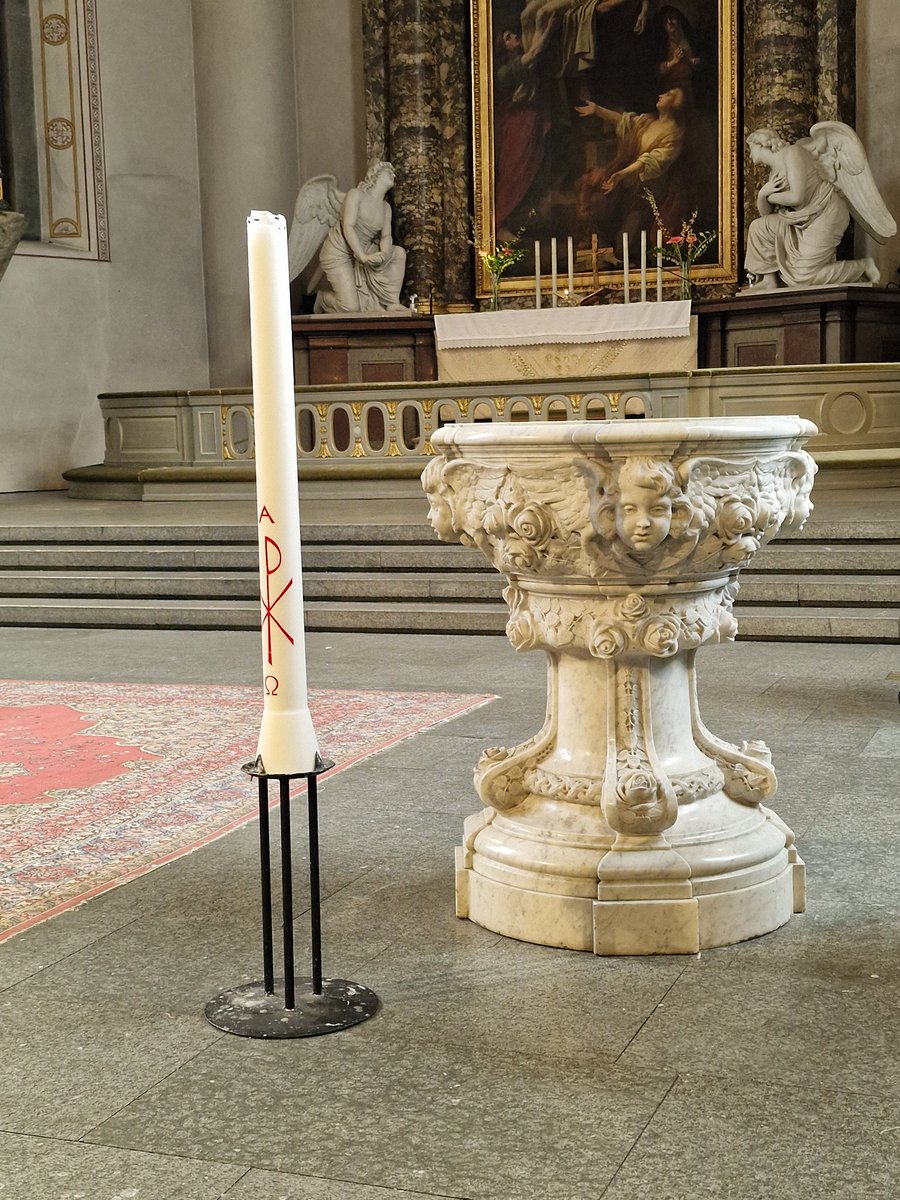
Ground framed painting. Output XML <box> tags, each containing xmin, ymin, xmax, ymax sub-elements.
<box><xmin>471</xmin><ymin>0</ymin><xmax>738</xmax><ymax>300</ymax></box>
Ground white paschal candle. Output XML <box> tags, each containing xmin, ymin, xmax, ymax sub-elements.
<box><xmin>640</xmin><ymin>230</ymin><xmax>647</xmax><ymax>301</ymax></box>
<box><xmin>534</xmin><ymin>240</ymin><xmax>541</xmax><ymax>309</ymax></box>
<box><xmin>247</xmin><ymin>210</ymin><xmax>319</xmax><ymax>776</ymax></box>
<box><xmin>622</xmin><ymin>231</ymin><xmax>630</xmax><ymax>303</ymax></box>
<box><xmin>567</xmin><ymin>236</ymin><xmax>574</xmax><ymax>295</ymax></box>
<box><xmin>551</xmin><ymin>237</ymin><xmax>558</xmax><ymax>308</ymax></box>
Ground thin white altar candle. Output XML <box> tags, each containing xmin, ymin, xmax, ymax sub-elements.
<box><xmin>551</xmin><ymin>237</ymin><xmax>558</xmax><ymax>308</ymax></box>
<box><xmin>656</xmin><ymin>227</ymin><xmax>663</xmax><ymax>300</ymax></box>
<box><xmin>247</xmin><ymin>210</ymin><xmax>319</xmax><ymax>775</ymax></box>
<box><xmin>534</xmin><ymin>240</ymin><xmax>541</xmax><ymax>309</ymax></box>
<box><xmin>640</xmin><ymin>230</ymin><xmax>647</xmax><ymax>301</ymax></box>
<box><xmin>622</xmin><ymin>231</ymin><xmax>630</xmax><ymax>303</ymax></box>
<box><xmin>567</xmin><ymin>236</ymin><xmax>574</xmax><ymax>296</ymax></box>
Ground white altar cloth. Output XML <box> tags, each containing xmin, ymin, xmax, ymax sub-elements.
<box><xmin>434</xmin><ymin>302</ymin><xmax>696</xmax><ymax>382</ymax></box>
<box><xmin>434</xmin><ymin>301</ymin><xmax>691</xmax><ymax>348</ymax></box>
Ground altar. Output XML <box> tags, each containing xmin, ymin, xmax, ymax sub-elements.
<box><xmin>433</xmin><ymin>302</ymin><xmax>696</xmax><ymax>383</ymax></box>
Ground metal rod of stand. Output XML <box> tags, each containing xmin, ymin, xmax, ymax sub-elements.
<box><xmin>258</xmin><ymin>776</ymin><xmax>275</xmax><ymax>994</ymax></box>
<box><xmin>307</xmin><ymin>774</ymin><xmax>324</xmax><ymax>995</ymax></box>
<box><xmin>205</xmin><ymin>756</ymin><xmax>380</xmax><ymax>1039</ymax></box>
<box><xmin>279</xmin><ymin>777</ymin><xmax>295</xmax><ymax>1009</ymax></box>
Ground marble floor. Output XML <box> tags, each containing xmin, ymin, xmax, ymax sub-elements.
<box><xmin>0</xmin><ymin>626</ymin><xmax>898</xmax><ymax>1199</ymax></box>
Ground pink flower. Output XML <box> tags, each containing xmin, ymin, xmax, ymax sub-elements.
<box><xmin>667</xmin><ymin>235</ymin><xmax>684</xmax><ymax>245</ymax></box>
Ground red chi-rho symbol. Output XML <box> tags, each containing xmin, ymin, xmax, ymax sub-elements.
<box><xmin>261</xmin><ymin>536</ymin><xmax>294</xmax><ymax>665</ymax></box>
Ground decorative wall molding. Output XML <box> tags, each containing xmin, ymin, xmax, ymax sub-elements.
<box><xmin>16</xmin><ymin>0</ymin><xmax>108</xmax><ymax>260</ymax></box>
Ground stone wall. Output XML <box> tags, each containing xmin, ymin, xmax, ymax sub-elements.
<box><xmin>0</xmin><ymin>0</ymin><xmax>209</xmax><ymax>493</ymax></box>
<box><xmin>856</xmin><ymin>0</ymin><xmax>900</xmax><ymax>284</ymax></box>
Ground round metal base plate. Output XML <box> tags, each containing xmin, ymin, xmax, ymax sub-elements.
<box><xmin>205</xmin><ymin>977</ymin><xmax>380</xmax><ymax>1038</ymax></box>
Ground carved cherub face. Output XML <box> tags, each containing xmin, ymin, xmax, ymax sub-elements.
<box><xmin>615</xmin><ymin>482</ymin><xmax>673</xmax><ymax>554</ymax></box>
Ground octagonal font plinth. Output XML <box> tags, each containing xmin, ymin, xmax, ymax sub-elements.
<box><xmin>423</xmin><ymin>417</ymin><xmax>818</xmax><ymax>955</ymax></box>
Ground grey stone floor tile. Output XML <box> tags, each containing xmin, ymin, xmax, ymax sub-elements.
<box><xmin>862</xmin><ymin>721</ymin><xmax>900</xmax><ymax>757</ymax></box>
<box><xmin>600</xmin><ymin>1073</ymin><xmax>900</xmax><ymax>1200</ymax></box>
<box><xmin>617</xmin><ymin>951</ymin><xmax>900</xmax><ymax>1100</ymax></box>
<box><xmin>353</xmin><ymin>732</ymin><xmax>497</xmax><ymax>775</ymax></box>
<box><xmin>222</xmin><ymin>1171</ymin><xmax>455</xmax><ymax>1200</ymax></box>
<box><xmin>784</xmin><ymin>780</ymin><xmax>900</xmax><ymax>840</ymax></box>
<box><xmin>0</xmin><ymin>895</ymin><xmax>152</xmax><ymax>992</ymax></box>
<box><xmin>0</xmin><ymin>929</ymin><xmax>227</xmax><ymax>1138</ymax></box>
<box><xmin>86</xmin><ymin>1030</ymin><xmax>675</xmax><ymax>1200</ymax></box>
<box><xmin>419</xmin><ymin>694</ymin><xmax>548</xmax><ymax>744</ymax></box>
<box><xmin>364</xmin><ymin>949</ymin><xmax>686</xmax><ymax>1065</ymax></box>
<box><xmin>0</xmin><ymin>1132</ymin><xmax>247</xmax><ymax>1200</ymax></box>
<box><xmin>322</xmin><ymin>761</ymin><xmax>482</xmax><ymax>817</ymax></box>
<box><xmin>0</xmin><ymin>627</ymin><xmax>261</xmax><ymax>685</ymax></box>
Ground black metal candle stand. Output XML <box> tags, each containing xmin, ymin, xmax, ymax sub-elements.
<box><xmin>205</xmin><ymin>753</ymin><xmax>380</xmax><ymax>1039</ymax></box>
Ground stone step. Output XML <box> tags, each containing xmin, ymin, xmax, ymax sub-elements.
<box><xmin>0</xmin><ymin>543</ymin><xmax>484</xmax><ymax>572</ymax></box>
<box><xmin>735</xmin><ymin>574</ymin><xmax>899</xmax><ymax>606</ymax></box>
<box><xmin>0</xmin><ymin>523</ymin><xmax>434</xmax><ymax>546</ymax></box>
<box><xmin>0</xmin><ymin>597</ymin><xmax>508</xmax><ymax>633</ymax></box>
<box><xmin>752</xmin><ymin>543</ymin><xmax>900</xmax><ymax>573</ymax></box>
<box><xmin>0</xmin><ymin>514</ymin><xmax>898</xmax><ymax>545</ymax></box>
<box><xmin>0</xmin><ymin>569</ymin><xmax>896</xmax><ymax>608</ymax></box>
<box><xmin>734</xmin><ymin>606</ymin><xmax>900</xmax><ymax>642</ymax></box>
<box><xmin>0</xmin><ymin>597</ymin><xmax>895</xmax><ymax>641</ymax></box>
<box><xmin>0</xmin><ymin>539</ymin><xmax>897</xmax><ymax>575</ymax></box>
<box><xmin>0</xmin><ymin>570</ymin><xmax>506</xmax><ymax>602</ymax></box>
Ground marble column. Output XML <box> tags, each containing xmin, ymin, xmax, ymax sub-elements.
<box><xmin>742</xmin><ymin>0</ymin><xmax>817</xmax><ymax>144</ymax></box>
<box><xmin>191</xmin><ymin>0</ymin><xmax>299</xmax><ymax>385</ymax></box>
<box><xmin>362</xmin><ymin>0</ymin><xmax>473</xmax><ymax>311</ymax></box>
<box><xmin>814</xmin><ymin>0</ymin><xmax>856</xmax><ymax>126</ymax></box>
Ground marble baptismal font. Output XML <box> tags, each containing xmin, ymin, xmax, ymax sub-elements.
<box><xmin>423</xmin><ymin>417</ymin><xmax>818</xmax><ymax>954</ymax></box>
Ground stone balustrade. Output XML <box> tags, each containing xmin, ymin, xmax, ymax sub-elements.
<box><xmin>100</xmin><ymin>377</ymin><xmax>669</xmax><ymax>471</ymax></box>
<box><xmin>70</xmin><ymin>363</ymin><xmax>899</xmax><ymax>499</ymax></box>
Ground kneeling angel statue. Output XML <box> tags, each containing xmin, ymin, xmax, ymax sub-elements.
<box><xmin>744</xmin><ymin>121</ymin><xmax>896</xmax><ymax>291</ymax></box>
<box><xmin>287</xmin><ymin>160</ymin><xmax>409</xmax><ymax>314</ymax></box>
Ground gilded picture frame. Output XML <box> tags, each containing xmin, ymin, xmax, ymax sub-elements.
<box><xmin>471</xmin><ymin>0</ymin><xmax>738</xmax><ymax>299</ymax></box>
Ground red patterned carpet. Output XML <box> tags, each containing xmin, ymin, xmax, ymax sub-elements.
<box><xmin>0</xmin><ymin>680</ymin><xmax>493</xmax><ymax>943</ymax></box>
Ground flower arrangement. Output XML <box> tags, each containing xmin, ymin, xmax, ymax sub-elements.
<box><xmin>644</xmin><ymin>190</ymin><xmax>716</xmax><ymax>299</ymax></box>
<box><xmin>474</xmin><ymin>226</ymin><xmax>526</xmax><ymax>310</ymax></box>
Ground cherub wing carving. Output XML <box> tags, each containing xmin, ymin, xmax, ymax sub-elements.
<box><xmin>802</xmin><ymin>122</ymin><xmax>897</xmax><ymax>242</ymax></box>
<box><xmin>514</xmin><ymin>462</ymin><xmax>594</xmax><ymax>533</ymax></box>
<box><xmin>442</xmin><ymin>460</ymin><xmax>508</xmax><ymax>508</ymax></box>
<box><xmin>287</xmin><ymin>174</ymin><xmax>345</xmax><ymax>281</ymax></box>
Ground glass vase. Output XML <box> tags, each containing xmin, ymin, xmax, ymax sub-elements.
<box><xmin>677</xmin><ymin>263</ymin><xmax>692</xmax><ymax>300</ymax></box>
<box><xmin>489</xmin><ymin>271</ymin><xmax>501</xmax><ymax>311</ymax></box>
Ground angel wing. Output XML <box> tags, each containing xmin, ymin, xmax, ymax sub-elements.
<box><xmin>802</xmin><ymin>122</ymin><xmax>897</xmax><ymax>242</ymax></box>
<box><xmin>286</xmin><ymin>174</ymin><xmax>345</xmax><ymax>281</ymax></box>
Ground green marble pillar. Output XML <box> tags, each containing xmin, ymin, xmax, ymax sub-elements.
<box><xmin>362</xmin><ymin>0</ymin><xmax>473</xmax><ymax>311</ymax></box>
<box><xmin>815</xmin><ymin>0</ymin><xmax>856</xmax><ymax>126</ymax></box>
<box><xmin>743</xmin><ymin>0</ymin><xmax>817</xmax><ymax>144</ymax></box>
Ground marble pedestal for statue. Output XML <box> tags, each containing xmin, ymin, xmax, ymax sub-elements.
<box><xmin>423</xmin><ymin>417</ymin><xmax>818</xmax><ymax>954</ymax></box>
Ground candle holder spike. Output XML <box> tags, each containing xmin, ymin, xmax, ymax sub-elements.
<box><xmin>205</xmin><ymin>754</ymin><xmax>380</xmax><ymax>1039</ymax></box>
